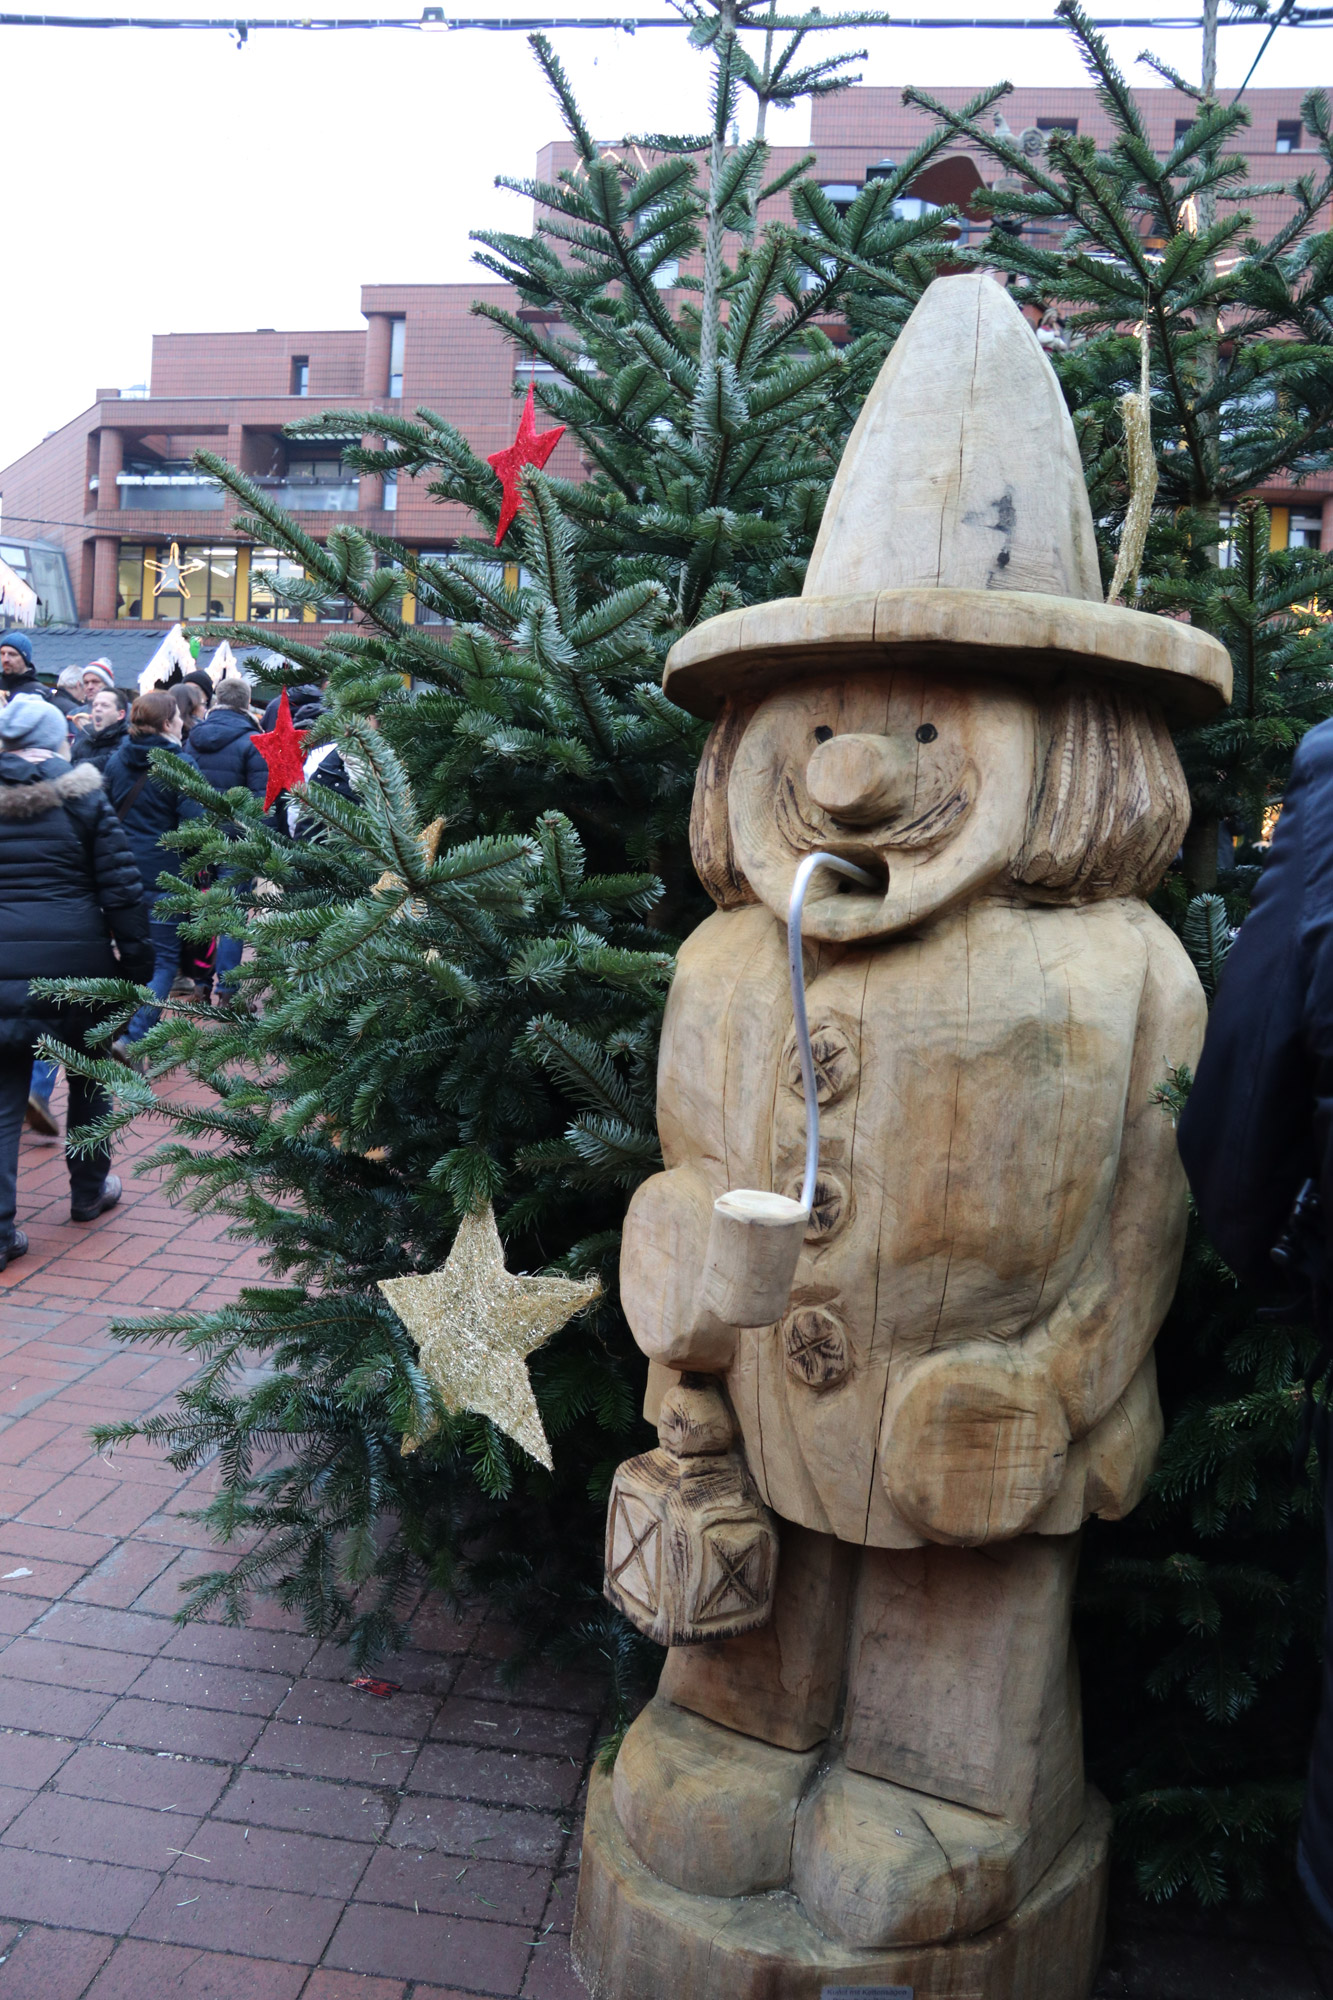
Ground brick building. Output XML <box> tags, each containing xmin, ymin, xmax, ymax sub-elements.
<box><xmin>1</xmin><ymin>80</ymin><xmax>1327</xmax><ymax>642</ymax></box>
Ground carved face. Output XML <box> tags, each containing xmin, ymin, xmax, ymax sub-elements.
<box><xmin>727</xmin><ymin>670</ymin><xmax>1038</xmax><ymax>941</ymax></box>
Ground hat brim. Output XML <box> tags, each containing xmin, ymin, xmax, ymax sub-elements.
<box><xmin>663</xmin><ymin>587</ymin><xmax>1232</xmax><ymax>725</ymax></box>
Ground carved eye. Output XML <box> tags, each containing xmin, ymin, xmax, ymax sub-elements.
<box><xmin>814</xmin><ymin>726</ymin><xmax>834</xmax><ymax>743</ymax></box>
<box><xmin>916</xmin><ymin>723</ymin><xmax>938</xmax><ymax>744</ymax></box>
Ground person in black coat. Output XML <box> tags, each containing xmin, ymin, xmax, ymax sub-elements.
<box><xmin>102</xmin><ymin>688</ymin><xmax>204</xmax><ymax>1052</ymax></box>
<box><xmin>71</xmin><ymin>687</ymin><xmax>131</xmax><ymax>775</ymax></box>
<box><xmin>1177</xmin><ymin>717</ymin><xmax>1333</xmax><ymax>1938</ymax></box>
<box><xmin>183</xmin><ymin>679</ymin><xmax>267</xmax><ymax>999</ymax></box>
<box><xmin>0</xmin><ymin>694</ymin><xmax>152</xmax><ymax>1270</ymax></box>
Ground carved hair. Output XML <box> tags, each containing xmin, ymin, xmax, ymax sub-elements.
<box><xmin>1012</xmin><ymin>680</ymin><xmax>1190</xmax><ymax>902</ymax></box>
<box><xmin>690</xmin><ymin>679</ymin><xmax>1189</xmax><ymax>909</ymax></box>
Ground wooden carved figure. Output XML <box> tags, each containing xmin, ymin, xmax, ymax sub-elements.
<box><xmin>573</xmin><ymin>274</ymin><xmax>1232</xmax><ymax>2000</ymax></box>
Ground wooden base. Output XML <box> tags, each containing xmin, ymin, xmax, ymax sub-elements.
<box><xmin>572</xmin><ymin>1766</ymin><xmax>1110</xmax><ymax>2000</ymax></box>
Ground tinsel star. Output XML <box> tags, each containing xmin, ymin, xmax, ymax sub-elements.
<box><xmin>380</xmin><ymin>1204</ymin><xmax>600</xmax><ymax>1467</ymax></box>
<box><xmin>250</xmin><ymin>688</ymin><xmax>309</xmax><ymax>812</ymax></box>
<box><xmin>486</xmin><ymin>384</ymin><xmax>566</xmax><ymax>546</ymax></box>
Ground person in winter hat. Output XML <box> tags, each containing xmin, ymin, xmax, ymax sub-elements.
<box><xmin>81</xmin><ymin>659</ymin><xmax>115</xmax><ymax>703</ymax></box>
<box><xmin>183</xmin><ymin>677</ymin><xmax>267</xmax><ymax>1001</ymax></box>
<box><xmin>0</xmin><ymin>693</ymin><xmax>153</xmax><ymax>1267</ymax></box>
<box><xmin>0</xmin><ymin>633</ymin><xmax>60</xmax><ymax>710</ymax></box>
<box><xmin>103</xmin><ymin>690</ymin><xmax>204</xmax><ymax>1055</ymax></box>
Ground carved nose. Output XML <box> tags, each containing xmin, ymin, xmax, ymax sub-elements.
<box><xmin>806</xmin><ymin>733</ymin><xmax>915</xmax><ymax>826</ymax></box>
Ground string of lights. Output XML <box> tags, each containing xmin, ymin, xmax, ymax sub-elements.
<box><xmin>1</xmin><ymin>8</ymin><xmax>1324</xmax><ymax>28</ymax></box>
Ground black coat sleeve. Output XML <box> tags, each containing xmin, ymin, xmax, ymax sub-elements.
<box><xmin>1177</xmin><ymin>728</ymin><xmax>1329</xmax><ymax>1288</ymax></box>
<box><xmin>81</xmin><ymin>793</ymin><xmax>155</xmax><ymax>983</ymax></box>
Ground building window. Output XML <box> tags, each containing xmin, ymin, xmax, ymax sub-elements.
<box><xmin>1277</xmin><ymin>120</ymin><xmax>1303</xmax><ymax>153</ymax></box>
<box><xmin>651</xmin><ymin>258</ymin><xmax>680</xmax><ymax>290</ymax></box>
<box><xmin>412</xmin><ymin>549</ymin><xmax>453</xmax><ymax>625</ymax></box>
<box><xmin>388</xmin><ymin>318</ymin><xmax>406</xmax><ymax>398</ymax></box>
<box><xmin>818</xmin><ymin>182</ymin><xmax>861</xmax><ymax>218</ymax></box>
<box><xmin>291</xmin><ymin>356</ymin><xmax>309</xmax><ymax>396</ymax></box>
<box><xmin>247</xmin><ymin>548</ymin><xmax>306</xmax><ymax>622</ymax></box>
<box><xmin>1174</xmin><ymin>118</ymin><xmax>1194</xmax><ymax>143</ymax></box>
<box><xmin>117</xmin><ymin>545</ymin><xmax>145</xmax><ymax>619</ymax></box>
<box><xmin>180</xmin><ymin>546</ymin><xmax>237</xmax><ymax>621</ymax></box>
<box><xmin>1037</xmin><ymin>117</ymin><xmax>1078</xmax><ymax>136</ymax></box>
<box><xmin>1289</xmin><ymin>509</ymin><xmax>1323</xmax><ymax>549</ymax></box>
<box><xmin>383</xmin><ymin>473</ymin><xmax>398</xmax><ymax>513</ymax></box>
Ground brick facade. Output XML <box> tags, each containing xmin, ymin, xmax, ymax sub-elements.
<box><xmin>3</xmin><ymin>83</ymin><xmax>1329</xmax><ymax>637</ymax></box>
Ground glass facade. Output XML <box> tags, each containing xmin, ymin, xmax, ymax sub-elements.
<box><xmin>246</xmin><ymin>549</ymin><xmax>306</xmax><ymax>622</ymax></box>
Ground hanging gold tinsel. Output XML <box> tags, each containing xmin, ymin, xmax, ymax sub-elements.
<box><xmin>378</xmin><ymin>1203</ymin><xmax>601</xmax><ymax>1467</ymax></box>
<box><xmin>1108</xmin><ymin>320</ymin><xmax>1159</xmax><ymax>607</ymax></box>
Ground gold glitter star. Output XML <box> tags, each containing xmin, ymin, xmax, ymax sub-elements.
<box><xmin>379</xmin><ymin>1203</ymin><xmax>601</xmax><ymax>1468</ymax></box>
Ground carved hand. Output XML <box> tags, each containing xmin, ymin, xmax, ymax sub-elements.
<box><xmin>878</xmin><ymin>1343</ymin><xmax>1071</xmax><ymax>1545</ymax></box>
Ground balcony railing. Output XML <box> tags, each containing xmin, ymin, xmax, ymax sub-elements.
<box><xmin>114</xmin><ymin>474</ymin><xmax>224</xmax><ymax>511</ymax></box>
<box><xmin>255</xmin><ymin>477</ymin><xmax>360</xmax><ymax>513</ymax></box>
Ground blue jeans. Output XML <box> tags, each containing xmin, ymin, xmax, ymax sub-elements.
<box><xmin>214</xmin><ymin>933</ymin><xmax>245</xmax><ymax>996</ymax></box>
<box><xmin>214</xmin><ymin>871</ymin><xmax>252</xmax><ymax>997</ymax></box>
<box><xmin>126</xmin><ymin>915</ymin><xmax>180</xmax><ymax>1042</ymax></box>
<box><xmin>29</xmin><ymin>1057</ymin><xmax>58</xmax><ymax>1102</ymax></box>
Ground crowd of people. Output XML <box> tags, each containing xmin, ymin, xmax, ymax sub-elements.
<box><xmin>0</xmin><ymin>629</ymin><xmax>346</xmax><ymax>1275</ymax></box>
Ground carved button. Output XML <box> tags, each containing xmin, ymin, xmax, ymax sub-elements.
<box><xmin>780</xmin><ymin>1168</ymin><xmax>852</xmax><ymax>1241</ymax></box>
<box><xmin>783</xmin><ymin>1304</ymin><xmax>851</xmax><ymax>1390</ymax></box>
<box><xmin>782</xmin><ymin>1022</ymin><xmax>859</xmax><ymax>1106</ymax></box>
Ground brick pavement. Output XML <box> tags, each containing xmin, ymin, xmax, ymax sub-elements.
<box><xmin>0</xmin><ymin>1094</ymin><xmax>594</xmax><ymax>2000</ymax></box>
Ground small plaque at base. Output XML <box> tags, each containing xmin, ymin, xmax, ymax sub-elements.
<box><xmin>821</xmin><ymin>1989</ymin><xmax>913</xmax><ymax>1999</ymax></box>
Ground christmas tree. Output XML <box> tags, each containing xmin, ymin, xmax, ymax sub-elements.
<box><xmin>46</xmin><ymin>13</ymin><xmax>961</xmax><ymax>1698</ymax></box>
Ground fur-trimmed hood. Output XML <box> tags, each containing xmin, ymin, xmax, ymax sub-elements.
<box><xmin>0</xmin><ymin>757</ymin><xmax>103</xmax><ymax>821</ymax></box>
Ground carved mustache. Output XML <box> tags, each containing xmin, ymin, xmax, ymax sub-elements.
<box><xmin>776</xmin><ymin>762</ymin><xmax>976</xmax><ymax>854</ymax></box>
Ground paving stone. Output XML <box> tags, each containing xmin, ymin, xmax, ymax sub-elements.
<box><xmin>125</xmin><ymin>1657</ymin><xmax>294</xmax><ymax>1718</ymax></box>
<box><xmin>0</xmin><ymin>1732</ymin><xmax>78</xmax><ymax>1789</ymax></box>
<box><xmin>273</xmin><ymin>1679</ymin><xmax>439</xmax><ymax>1740</ymax></box>
<box><xmin>0</xmin><ymin>1923</ymin><xmax>116</xmax><ymax>1998</ymax></box>
<box><xmin>325</xmin><ymin>1902</ymin><xmax>533</xmax><ymax>1991</ymax></box>
<box><xmin>94</xmin><ymin>1697</ymin><xmax>265</xmax><ymax>1763</ymax></box>
<box><xmin>0</xmin><ymin>1845</ymin><xmax>161</xmax><ymax>1931</ymax></box>
<box><xmin>407</xmin><ymin>1743</ymin><xmax>582</xmax><ymax>1812</ymax></box>
<box><xmin>214</xmin><ymin>1769</ymin><xmax>395</xmax><ymax>1843</ymax></box>
<box><xmin>387</xmin><ymin>1798</ymin><xmax>566</xmax><ymax>1868</ymax></box>
<box><xmin>130</xmin><ymin>1874</ymin><xmax>344</xmax><ymax>1964</ymax></box>
<box><xmin>158</xmin><ymin>1624</ymin><xmax>316</xmax><ymax>1677</ymax></box>
<box><xmin>84</xmin><ymin>1938</ymin><xmax>309</xmax><ymax>1998</ymax></box>
<box><xmin>52</xmin><ymin>1743</ymin><xmax>231</xmax><ymax>1816</ymax></box>
<box><xmin>430</xmin><ymin>1699</ymin><xmax>596</xmax><ymax>1761</ymax></box>
<box><xmin>30</xmin><ymin>1603</ymin><xmax>175</xmax><ymax>1656</ymax></box>
<box><xmin>171</xmin><ymin>1818</ymin><xmax>373</xmax><ymax>1898</ymax></box>
<box><xmin>357</xmin><ymin>1845</ymin><xmax>550</xmax><ymax>1925</ymax></box>
<box><xmin>0</xmin><ymin>1679</ymin><xmax>114</xmax><ymax>1737</ymax></box>
<box><xmin>248</xmin><ymin>1721</ymin><xmax>418</xmax><ymax>1787</ymax></box>
<box><xmin>521</xmin><ymin>1934</ymin><xmax>588</xmax><ymax>2000</ymax></box>
<box><xmin>0</xmin><ymin>1635</ymin><xmax>149</xmax><ymax>1696</ymax></box>
<box><xmin>2</xmin><ymin>1789</ymin><xmax>205</xmax><ymax>1872</ymax></box>
<box><xmin>301</xmin><ymin>1974</ymin><xmax>406</xmax><ymax>2000</ymax></box>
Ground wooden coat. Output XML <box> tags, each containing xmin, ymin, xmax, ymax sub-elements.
<box><xmin>621</xmin><ymin>891</ymin><xmax>1204</xmax><ymax>1550</ymax></box>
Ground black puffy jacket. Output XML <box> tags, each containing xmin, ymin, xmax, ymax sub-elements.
<box><xmin>0</xmin><ymin>752</ymin><xmax>153</xmax><ymax>1047</ymax></box>
<box><xmin>1178</xmin><ymin>717</ymin><xmax>1333</xmax><ymax>1932</ymax></box>
<box><xmin>72</xmin><ymin>718</ymin><xmax>129</xmax><ymax>775</ymax></box>
<box><xmin>184</xmin><ymin>706</ymin><xmax>267</xmax><ymax>802</ymax></box>
<box><xmin>103</xmin><ymin>733</ymin><xmax>204</xmax><ymax>900</ymax></box>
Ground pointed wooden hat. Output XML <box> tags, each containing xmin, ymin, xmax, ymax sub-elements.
<box><xmin>663</xmin><ymin>274</ymin><xmax>1231</xmax><ymax>722</ymax></box>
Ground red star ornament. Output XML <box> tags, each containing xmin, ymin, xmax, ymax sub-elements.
<box><xmin>487</xmin><ymin>385</ymin><xmax>566</xmax><ymax>546</ymax></box>
<box><xmin>250</xmin><ymin>688</ymin><xmax>309</xmax><ymax>812</ymax></box>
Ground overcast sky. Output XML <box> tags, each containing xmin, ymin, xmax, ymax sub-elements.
<box><xmin>2</xmin><ymin>2</ymin><xmax>1328</xmax><ymax>481</ymax></box>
